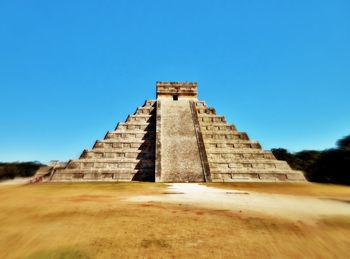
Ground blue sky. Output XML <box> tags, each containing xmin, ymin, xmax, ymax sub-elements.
<box><xmin>0</xmin><ymin>0</ymin><xmax>349</xmax><ymax>163</ymax></box>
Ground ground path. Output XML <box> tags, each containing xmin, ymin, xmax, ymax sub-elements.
<box><xmin>129</xmin><ymin>183</ymin><xmax>350</xmax><ymax>222</ymax></box>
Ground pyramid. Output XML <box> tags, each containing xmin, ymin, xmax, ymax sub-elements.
<box><xmin>51</xmin><ymin>82</ymin><xmax>306</xmax><ymax>182</ymax></box>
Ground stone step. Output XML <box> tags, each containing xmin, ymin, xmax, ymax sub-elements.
<box><xmin>194</xmin><ymin>101</ymin><xmax>207</xmax><ymax>108</ymax></box>
<box><xmin>205</xmin><ymin>141</ymin><xmax>261</xmax><ymax>149</ymax></box>
<box><xmin>209</xmin><ymin>161</ymin><xmax>290</xmax><ymax>170</ymax></box>
<box><xmin>91</xmin><ymin>144</ymin><xmax>153</xmax><ymax>151</ymax></box>
<box><xmin>206</xmin><ymin>148</ymin><xmax>270</xmax><ymax>154</ymax></box>
<box><xmin>199</xmin><ymin>120</ymin><xmax>228</xmax><ymax>124</ymax></box>
<box><xmin>196</xmin><ymin>107</ymin><xmax>216</xmax><ymax>115</ymax></box>
<box><xmin>204</xmin><ymin>138</ymin><xmax>254</xmax><ymax>144</ymax></box>
<box><xmin>201</xmin><ymin>125</ymin><xmax>237</xmax><ymax>132</ymax></box>
<box><xmin>97</xmin><ymin>139</ymin><xmax>152</xmax><ymax>144</ymax></box>
<box><xmin>133</xmin><ymin>111</ymin><xmax>154</xmax><ymax>116</ymax></box>
<box><xmin>56</xmin><ymin>168</ymin><xmax>154</xmax><ymax>174</ymax></box>
<box><xmin>115</xmin><ymin>122</ymin><xmax>155</xmax><ymax>131</ymax></box>
<box><xmin>198</xmin><ymin>115</ymin><xmax>226</xmax><ymax>123</ymax></box>
<box><xmin>117</xmin><ymin>121</ymin><xmax>154</xmax><ymax>126</ymax></box>
<box><xmin>66</xmin><ymin>159</ymin><xmax>154</xmax><ymax>169</ymax></box>
<box><xmin>208</xmin><ymin>153</ymin><xmax>275</xmax><ymax>160</ymax></box>
<box><xmin>203</xmin><ymin>132</ymin><xmax>250</xmax><ymax>140</ymax></box>
<box><xmin>51</xmin><ymin>168</ymin><xmax>155</xmax><ymax>181</ymax></box>
<box><xmin>284</xmin><ymin>172</ymin><xmax>306</xmax><ymax>180</ymax></box>
<box><xmin>126</xmin><ymin>114</ymin><xmax>154</xmax><ymax>123</ymax></box>
<box><xmin>69</xmin><ymin>158</ymin><xmax>154</xmax><ymax>163</ymax></box>
<box><xmin>87</xmin><ymin>148</ymin><xmax>154</xmax><ymax>153</ymax></box>
<box><xmin>34</xmin><ymin>166</ymin><xmax>53</xmax><ymax>177</ymax></box>
<box><xmin>68</xmin><ymin>157</ymin><xmax>154</xmax><ymax>165</ymax></box>
<box><xmin>105</xmin><ymin>131</ymin><xmax>155</xmax><ymax>140</ymax></box>
<box><xmin>143</xmin><ymin>100</ymin><xmax>156</xmax><ymax>107</ymax></box>
<box><xmin>107</xmin><ymin>130</ymin><xmax>155</xmax><ymax>134</ymax></box>
<box><xmin>134</xmin><ymin>106</ymin><xmax>156</xmax><ymax>115</ymax></box>
<box><xmin>210</xmin><ymin>173</ymin><xmax>281</xmax><ymax>182</ymax></box>
<box><xmin>200</xmin><ymin>122</ymin><xmax>236</xmax><ymax>128</ymax></box>
<box><xmin>211</xmin><ymin>171</ymin><xmax>305</xmax><ymax>182</ymax></box>
<box><xmin>81</xmin><ymin>149</ymin><xmax>154</xmax><ymax>159</ymax></box>
<box><xmin>210</xmin><ymin>168</ymin><xmax>294</xmax><ymax>174</ymax></box>
<box><xmin>210</xmin><ymin>158</ymin><xmax>288</xmax><ymax>165</ymax></box>
<box><xmin>93</xmin><ymin>140</ymin><xmax>154</xmax><ymax>149</ymax></box>
<box><xmin>128</xmin><ymin>114</ymin><xmax>153</xmax><ymax>118</ymax></box>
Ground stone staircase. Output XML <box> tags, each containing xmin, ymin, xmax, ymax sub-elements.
<box><xmin>155</xmin><ymin>99</ymin><xmax>204</xmax><ymax>182</ymax></box>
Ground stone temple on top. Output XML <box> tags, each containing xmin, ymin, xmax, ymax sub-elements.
<box><xmin>47</xmin><ymin>82</ymin><xmax>306</xmax><ymax>182</ymax></box>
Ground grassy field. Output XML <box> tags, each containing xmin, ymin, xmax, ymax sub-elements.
<box><xmin>0</xmin><ymin>182</ymin><xmax>350</xmax><ymax>258</ymax></box>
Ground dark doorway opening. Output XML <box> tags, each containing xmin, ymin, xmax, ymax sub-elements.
<box><xmin>173</xmin><ymin>95</ymin><xmax>178</xmax><ymax>101</ymax></box>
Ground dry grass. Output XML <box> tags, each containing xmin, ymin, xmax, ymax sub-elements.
<box><xmin>0</xmin><ymin>182</ymin><xmax>350</xmax><ymax>258</ymax></box>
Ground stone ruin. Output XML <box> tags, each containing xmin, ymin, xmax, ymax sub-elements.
<box><xmin>47</xmin><ymin>82</ymin><xmax>306</xmax><ymax>182</ymax></box>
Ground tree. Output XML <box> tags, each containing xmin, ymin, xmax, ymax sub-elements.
<box><xmin>272</xmin><ymin>134</ymin><xmax>350</xmax><ymax>185</ymax></box>
<box><xmin>0</xmin><ymin>162</ymin><xmax>44</xmax><ymax>180</ymax></box>
<box><xmin>337</xmin><ymin>135</ymin><xmax>350</xmax><ymax>150</ymax></box>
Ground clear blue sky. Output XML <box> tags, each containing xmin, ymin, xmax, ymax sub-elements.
<box><xmin>1</xmin><ymin>0</ymin><xmax>349</xmax><ymax>163</ymax></box>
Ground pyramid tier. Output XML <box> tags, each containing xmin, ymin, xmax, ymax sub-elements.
<box><xmin>194</xmin><ymin>101</ymin><xmax>306</xmax><ymax>182</ymax></box>
<box><xmin>202</xmin><ymin>132</ymin><xmax>252</xmax><ymax>140</ymax></box>
<box><xmin>52</xmin><ymin>168</ymin><xmax>154</xmax><ymax>181</ymax></box>
<box><xmin>209</xmin><ymin>160</ymin><xmax>291</xmax><ymax>170</ymax></box>
<box><xmin>211</xmin><ymin>171</ymin><xmax>305</xmax><ymax>182</ymax></box>
<box><xmin>116</xmin><ymin>122</ymin><xmax>155</xmax><ymax>131</ymax></box>
<box><xmin>81</xmin><ymin>149</ymin><xmax>154</xmax><ymax>159</ymax></box>
<box><xmin>208</xmin><ymin>150</ymin><xmax>275</xmax><ymax>160</ymax></box>
<box><xmin>200</xmin><ymin>124</ymin><xmax>237</xmax><ymax>131</ymax></box>
<box><xmin>50</xmin><ymin>100</ymin><xmax>156</xmax><ymax>182</ymax></box>
<box><xmin>66</xmin><ymin>158</ymin><xmax>154</xmax><ymax>169</ymax></box>
<box><xmin>93</xmin><ymin>139</ymin><xmax>154</xmax><ymax>149</ymax></box>
<box><xmin>125</xmin><ymin>114</ymin><xmax>154</xmax><ymax>123</ymax></box>
<box><xmin>198</xmin><ymin>115</ymin><xmax>227</xmax><ymax>123</ymax></box>
<box><xmin>104</xmin><ymin>131</ymin><xmax>155</xmax><ymax>140</ymax></box>
<box><xmin>205</xmin><ymin>141</ymin><xmax>262</xmax><ymax>149</ymax></box>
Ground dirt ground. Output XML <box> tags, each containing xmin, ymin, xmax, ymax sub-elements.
<box><xmin>131</xmin><ymin>183</ymin><xmax>350</xmax><ymax>221</ymax></box>
<box><xmin>0</xmin><ymin>182</ymin><xmax>350</xmax><ymax>258</ymax></box>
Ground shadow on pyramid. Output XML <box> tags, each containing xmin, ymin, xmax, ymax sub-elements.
<box><xmin>50</xmin><ymin>82</ymin><xmax>306</xmax><ymax>182</ymax></box>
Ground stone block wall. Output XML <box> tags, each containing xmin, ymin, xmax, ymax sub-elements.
<box><xmin>51</xmin><ymin>100</ymin><xmax>156</xmax><ymax>182</ymax></box>
<box><xmin>193</xmin><ymin>101</ymin><xmax>306</xmax><ymax>182</ymax></box>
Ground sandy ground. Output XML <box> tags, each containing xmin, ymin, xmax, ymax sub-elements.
<box><xmin>0</xmin><ymin>177</ymin><xmax>30</xmax><ymax>185</ymax></box>
<box><xmin>1</xmin><ymin>182</ymin><xmax>350</xmax><ymax>258</ymax></box>
<box><xmin>129</xmin><ymin>183</ymin><xmax>350</xmax><ymax>222</ymax></box>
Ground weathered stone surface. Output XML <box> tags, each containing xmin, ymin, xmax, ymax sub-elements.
<box><xmin>156</xmin><ymin>99</ymin><xmax>204</xmax><ymax>182</ymax></box>
<box><xmin>193</xmin><ymin>100</ymin><xmax>306</xmax><ymax>182</ymax></box>
<box><xmin>50</xmin><ymin>100</ymin><xmax>156</xmax><ymax>182</ymax></box>
<box><xmin>50</xmin><ymin>82</ymin><xmax>306</xmax><ymax>182</ymax></box>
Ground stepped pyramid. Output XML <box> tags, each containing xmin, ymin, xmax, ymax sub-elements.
<box><xmin>51</xmin><ymin>82</ymin><xmax>306</xmax><ymax>182</ymax></box>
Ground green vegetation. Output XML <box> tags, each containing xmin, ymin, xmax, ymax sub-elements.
<box><xmin>0</xmin><ymin>161</ymin><xmax>44</xmax><ymax>180</ymax></box>
<box><xmin>272</xmin><ymin>135</ymin><xmax>350</xmax><ymax>185</ymax></box>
